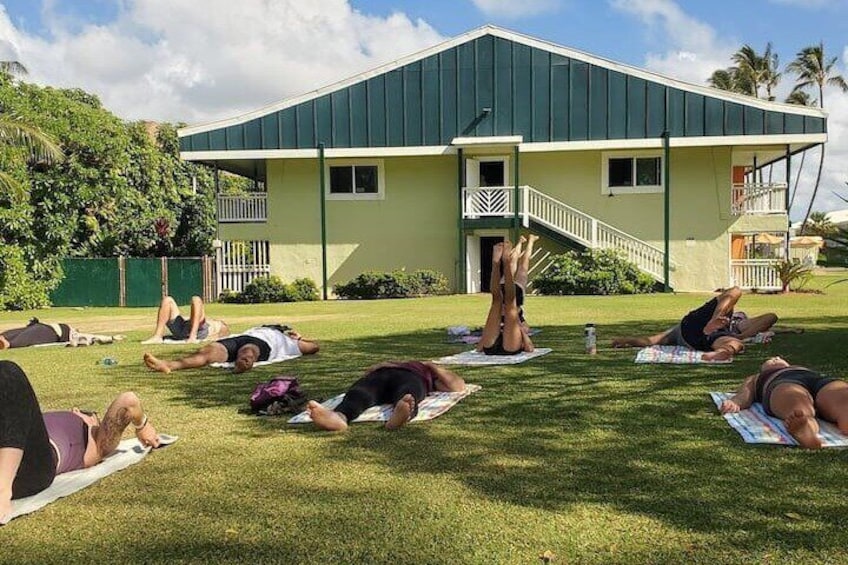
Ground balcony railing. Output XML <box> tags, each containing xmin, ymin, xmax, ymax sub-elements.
<box><xmin>731</xmin><ymin>183</ymin><xmax>787</xmax><ymax>215</ymax></box>
<box><xmin>730</xmin><ymin>259</ymin><xmax>781</xmax><ymax>291</ymax></box>
<box><xmin>218</xmin><ymin>193</ymin><xmax>267</xmax><ymax>223</ymax></box>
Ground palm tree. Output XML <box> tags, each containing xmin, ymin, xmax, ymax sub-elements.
<box><xmin>806</xmin><ymin>211</ymin><xmax>835</xmax><ymax>237</ymax></box>
<box><xmin>0</xmin><ymin>60</ymin><xmax>64</xmax><ymax>199</ymax></box>
<box><xmin>787</xmin><ymin>43</ymin><xmax>848</xmax><ymax>234</ymax></box>
<box><xmin>730</xmin><ymin>43</ymin><xmax>780</xmax><ymax>99</ymax></box>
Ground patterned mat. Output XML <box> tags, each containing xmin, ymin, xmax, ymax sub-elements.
<box><xmin>288</xmin><ymin>384</ymin><xmax>481</xmax><ymax>424</ymax></box>
<box><xmin>433</xmin><ymin>348</ymin><xmax>552</xmax><ymax>365</ymax></box>
<box><xmin>634</xmin><ymin>346</ymin><xmax>732</xmax><ymax>364</ymax></box>
<box><xmin>710</xmin><ymin>392</ymin><xmax>848</xmax><ymax>447</ymax></box>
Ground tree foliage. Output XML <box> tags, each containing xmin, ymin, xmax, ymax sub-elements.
<box><xmin>0</xmin><ymin>74</ymin><xmax>224</xmax><ymax>308</ymax></box>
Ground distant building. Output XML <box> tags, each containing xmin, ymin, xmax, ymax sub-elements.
<box><xmin>178</xmin><ymin>25</ymin><xmax>827</xmax><ymax>295</ymax></box>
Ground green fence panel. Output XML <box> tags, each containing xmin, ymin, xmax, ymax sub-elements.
<box><xmin>167</xmin><ymin>258</ymin><xmax>203</xmax><ymax>304</ymax></box>
<box><xmin>125</xmin><ymin>258</ymin><xmax>163</xmax><ymax>307</ymax></box>
<box><xmin>50</xmin><ymin>258</ymin><xmax>121</xmax><ymax>307</ymax></box>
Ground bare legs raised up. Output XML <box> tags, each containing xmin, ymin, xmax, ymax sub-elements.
<box><xmin>142</xmin><ymin>295</ymin><xmax>207</xmax><ymax>344</ymax></box>
<box><xmin>477</xmin><ymin>242</ymin><xmax>507</xmax><ymax>352</ymax></box>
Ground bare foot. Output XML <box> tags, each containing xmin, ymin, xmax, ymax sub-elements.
<box><xmin>0</xmin><ymin>336</ymin><xmax>8</xmax><ymax>350</ymax></box>
<box><xmin>143</xmin><ymin>352</ymin><xmax>171</xmax><ymax>374</ymax></box>
<box><xmin>527</xmin><ymin>234</ymin><xmax>539</xmax><ymax>244</ymax></box>
<box><xmin>492</xmin><ymin>242</ymin><xmax>504</xmax><ymax>263</ymax></box>
<box><xmin>141</xmin><ymin>336</ymin><xmax>164</xmax><ymax>345</ymax></box>
<box><xmin>385</xmin><ymin>394</ymin><xmax>416</xmax><ymax>430</ymax></box>
<box><xmin>785</xmin><ymin>410</ymin><xmax>822</xmax><ymax>449</ymax></box>
<box><xmin>307</xmin><ymin>401</ymin><xmax>348</xmax><ymax>431</ymax></box>
<box><xmin>702</xmin><ymin>350</ymin><xmax>732</xmax><ymax>362</ymax></box>
<box><xmin>508</xmin><ymin>241</ymin><xmax>521</xmax><ymax>271</ymax></box>
<box><xmin>519</xmin><ymin>235</ymin><xmax>527</xmax><ymax>245</ymax></box>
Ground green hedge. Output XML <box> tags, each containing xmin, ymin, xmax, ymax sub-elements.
<box><xmin>533</xmin><ymin>249</ymin><xmax>656</xmax><ymax>295</ymax></box>
<box><xmin>219</xmin><ymin>276</ymin><xmax>319</xmax><ymax>303</ymax></box>
<box><xmin>334</xmin><ymin>269</ymin><xmax>449</xmax><ymax>299</ymax></box>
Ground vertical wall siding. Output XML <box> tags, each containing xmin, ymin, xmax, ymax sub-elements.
<box><xmin>180</xmin><ymin>35</ymin><xmax>826</xmax><ymax>152</ymax></box>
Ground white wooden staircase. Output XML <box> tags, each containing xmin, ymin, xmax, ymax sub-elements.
<box><xmin>463</xmin><ymin>186</ymin><xmax>666</xmax><ymax>281</ymax></box>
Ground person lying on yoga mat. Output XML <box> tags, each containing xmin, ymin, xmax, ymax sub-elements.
<box><xmin>610</xmin><ymin>286</ymin><xmax>778</xmax><ymax>361</ymax></box>
<box><xmin>0</xmin><ymin>360</ymin><xmax>160</xmax><ymax>523</ymax></box>
<box><xmin>143</xmin><ymin>324</ymin><xmax>319</xmax><ymax>374</ymax></box>
<box><xmin>477</xmin><ymin>241</ymin><xmax>535</xmax><ymax>356</ymax></box>
<box><xmin>0</xmin><ymin>318</ymin><xmax>124</xmax><ymax>349</ymax></box>
<box><xmin>720</xmin><ymin>356</ymin><xmax>848</xmax><ymax>449</ymax></box>
<box><xmin>142</xmin><ymin>295</ymin><xmax>229</xmax><ymax>344</ymax></box>
<box><xmin>306</xmin><ymin>361</ymin><xmax>466</xmax><ymax>431</ymax></box>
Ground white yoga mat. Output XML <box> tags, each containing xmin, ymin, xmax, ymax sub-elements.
<box><xmin>3</xmin><ymin>434</ymin><xmax>177</xmax><ymax>525</ymax></box>
<box><xmin>433</xmin><ymin>348</ymin><xmax>552</xmax><ymax>365</ymax></box>
<box><xmin>288</xmin><ymin>384</ymin><xmax>481</xmax><ymax>424</ymax></box>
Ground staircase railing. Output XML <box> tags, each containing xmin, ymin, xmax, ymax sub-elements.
<box><xmin>463</xmin><ymin>186</ymin><xmax>666</xmax><ymax>280</ymax></box>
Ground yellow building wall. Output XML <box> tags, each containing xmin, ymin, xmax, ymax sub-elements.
<box><xmin>220</xmin><ymin>156</ymin><xmax>459</xmax><ymax>293</ymax></box>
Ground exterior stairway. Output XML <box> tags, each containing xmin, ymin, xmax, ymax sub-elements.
<box><xmin>463</xmin><ymin>185</ymin><xmax>666</xmax><ymax>281</ymax></box>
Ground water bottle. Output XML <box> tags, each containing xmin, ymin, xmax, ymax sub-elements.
<box><xmin>584</xmin><ymin>323</ymin><xmax>597</xmax><ymax>355</ymax></box>
<box><xmin>99</xmin><ymin>357</ymin><xmax>119</xmax><ymax>367</ymax></box>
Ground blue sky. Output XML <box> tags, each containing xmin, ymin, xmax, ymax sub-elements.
<box><xmin>0</xmin><ymin>0</ymin><xmax>846</xmax><ymax>214</ymax></box>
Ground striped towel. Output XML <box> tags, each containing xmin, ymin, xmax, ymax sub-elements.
<box><xmin>288</xmin><ymin>384</ymin><xmax>481</xmax><ymax>424</ymax></box>
<box><xmin>710</xmin><ymin>392</ymin><xmax>848</xmax><ymax>447</ymax></box>
<box><xmin>635</xmin><ymin>346</ymin><xmax>731</xmax><ymax>364</ymax></box>
<box><xmin>433</xmin><ymin>348</ymin><xmax>552</xmax><ymax>365</ymax></box>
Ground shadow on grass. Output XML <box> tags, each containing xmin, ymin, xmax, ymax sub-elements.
<box><xmin>112</xmin><ymin>318</ymin><xmax>848</xmax><ymax>553</ymax></box>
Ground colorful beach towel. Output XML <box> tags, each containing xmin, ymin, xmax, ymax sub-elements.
<box><xmin>433</xmin><ymin>348</ymin><xmax>552</xmax><ymax>365</ymax></box>
<box><xmin>710</xmin><ymin>392</ymin><xmax>848</xmax><ymax>447</ymax></box>
<box><xmin>3</xmin><ymin>434</ymin><xmax>177</xmax><ymax>525</ymax></box>
<box><xmin>288</xmin><ymin>384</ymin><xmax>481</xmax><ymax>424</ymax></box>
<box><xmin>634</xmin><ymin>345</ymin><xmax>732</xmax><ymax>364</ymax></box>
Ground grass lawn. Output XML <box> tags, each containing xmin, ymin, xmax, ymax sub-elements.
<box><xmin>1</xmin><ymin>276</ymin><xmax>847</xmax><ymax>564</ymax></box>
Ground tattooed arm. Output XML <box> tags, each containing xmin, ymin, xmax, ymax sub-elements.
<box><xmin>91</xmin><ymin>392</ymin><xmax>160</xmax><ymax>465</ymax></box>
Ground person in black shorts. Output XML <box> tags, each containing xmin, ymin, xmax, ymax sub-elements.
<box><xmin>720</xmin><ymin>356</ymin><xmax>848</xmax><ymax>449</ymax></box>
<box><xmin>306</xmin><ymin>361</ymin><xmax>465</xmax><ymax>431</ymax></box>
<box><xmin>477</xmin><ymin>241</ymin><xmax>535</xmax><ymax>356</ymax></box>
<box><xmin>143</xmin><ymin>325</ymin><xmax>319</xmax><ymax>374</ymax></box>
<box><xmin>142</xmin><ymin>295</ymin><xmax>229</xmax><ymax>344</ymax></box>
<box><xmin>611</xmin><ymin>287</ymin><xmax>778</xmax><ymax>361</ymax></box>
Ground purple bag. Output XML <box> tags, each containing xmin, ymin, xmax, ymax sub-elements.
<box><xmin>249</xmin><ymin>376</ymin><xmax>303</xmax><ymax>413</ymax></box>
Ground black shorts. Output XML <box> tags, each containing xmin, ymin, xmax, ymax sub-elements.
<box><xmin>680</xmin><ymin>298</ymin><xmax>734</xmax><ymax>351</ymax></box>
<box><xmin>762</xmin><ymin>369</ymin><xmax>838</xmax><ymax>416</ymax></box>
<box><xmin>482</xmin><ymin>334</ymin><xmax>523</xmax><ymax>356</ymax></box>
<box><xmin>216</xmin><ymin>335</ymin><xmax>270</xmax><ymax>362</ymax></box>
<box><xmin>166</xmin><ymin>316</ymin><xmax>209</xmax><ymax>340</ymax></box>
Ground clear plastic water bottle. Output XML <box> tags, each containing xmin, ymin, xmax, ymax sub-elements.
<box><xmin>99</xmin><ymin>357</ymin><xmax>119</xmax><ymax>366</ymax></box>
<box><xmin>584</xmin><ymin>323</ymin><xmax>597</xmax><ymax>355</ymax></box>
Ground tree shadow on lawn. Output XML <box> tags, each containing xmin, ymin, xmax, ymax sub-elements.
<box><xmin>113</xmin><ymin>321</ymin><xmax>848</xmax><ymax>552</ymax></box>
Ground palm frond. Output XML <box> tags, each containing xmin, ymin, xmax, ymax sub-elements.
<box><xmin>0</xmin><ymin>116</ymin><xmax>64</xmax><ymax>164</ymax></box>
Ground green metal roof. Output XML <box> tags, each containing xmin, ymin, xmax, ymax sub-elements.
<box><xmin>180</xmin><ymin>26</ymin><xmax>826</xmax><ymax>153</ymax></box>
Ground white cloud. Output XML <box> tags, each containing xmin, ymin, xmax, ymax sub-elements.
<box><xmin>470</xmin><ymin>0</ymin><xmax>561</xmax><ymax>19</ymax></box>
<box><xmin>2</xmin><ymin>0</ymin><xmax>444</xmax><ymax>123</ymax></box>
<box><xmin>610</xmin><ymin>0</ymin><xmax>848</xmax><ymax>216</ymax></box>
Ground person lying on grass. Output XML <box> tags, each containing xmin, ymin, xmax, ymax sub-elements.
<box><xmin>143</xmin><ymin>324</ymin><xmax>319</xmax><ymax>374</ymax></box>
<box><xmin>0</xmin><ymin>318</ymin><xmax>124</xmax><ymax>349</ymax></box>
<box><xmin>307</xmin><ymin>361</ymin><xmax>466</xmax><ymax>432</ymax></box>
<box><xmin>0</xmin><ymin>360</ymin><xmax>160</xmax><ymax>524</ymax></box>
<box><xmin>720</xmin><ymin>356</ymin><xmax>848</xmax><ymax>449</ymax></box>
<box><xmin>610</xmin><ymin>286</ymin><xmax>778</xmax><ymax>361</ymax></box>
<box><xmin>141</xmin><ymin>295</ymin><xmax>229</xmax><ymax>344</ymax></box>
<box><xmin>477</xmin><ymin>240</ymin><xmax>535</xmax><ymax>357</ymax></box>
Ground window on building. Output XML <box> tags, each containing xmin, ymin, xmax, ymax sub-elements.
<box><xmin>602</xmin><ymin>153</ymin><xmax>663</xmax><ymax>194</ymax></box>
<box><xmin>326</xmin><ymin>161</ymin><xmax>384</xmax><ymax>199</ymax></box>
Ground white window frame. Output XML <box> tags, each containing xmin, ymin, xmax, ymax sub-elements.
<box><xmin>601</xmin><ymin>151</ymin><xmax>664</xmax><ymax>195</ymax></box>
<box><xmin>325</xmin><ymin>159</ymin><xmax>385</xmax><ymax>201</ymax></box>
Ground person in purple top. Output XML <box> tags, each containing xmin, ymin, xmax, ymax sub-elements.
<box><xmin>306</xmin><ymin>361</ymin><xmax>466</xmax><ymax>432</ymax></box>
<box><xmin>720</xmin><ymin>356</ymin><xmax>848</xmax><ymax>449</ymax></box>
<box><xmin>0</xmin><ymin>360</ymin><xmax>161</xmax><ymax>524</ymax></box>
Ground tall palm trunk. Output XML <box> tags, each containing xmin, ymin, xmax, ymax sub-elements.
<box><xmin>788</xmin><ymin>150</ymin><xmax>806</xmax><ymax>210</ymax></box>
<box><xmin>800</xmin><ymin>143</ymin><xmax>825</xmax><ymax>234</ymax></box>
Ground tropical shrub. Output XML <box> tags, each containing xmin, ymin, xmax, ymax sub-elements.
<box><xmin>533</xmin><ymin>249</ymin><xmax>656</xmax><ymax>295</ymax></box>
<box><xmin>334</xmin><ymin>269</ymin><xmax>449</xmax><ymax>299</ymax></box>
<box><xmin>219</xmin><ymin>276</ymin><xmax>320</xmax><ymax>303</ymax></box>
<box><xmin>773</xmin><ymin>259</ymin><xmax>814</xmax><ymax>292</ymax></box>
<box><xmin>0</xmin><ymin>244</ymin><xmax>52</xmax><ymax>309</ymax></box>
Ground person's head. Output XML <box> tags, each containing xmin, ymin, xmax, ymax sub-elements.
<box><xmin>234</xmin><ymin>344</ymin><xmax>260</xmax><ymax>373</ymax></box>
<box><xmin>760</xmin><ymin>356</ymin><xmax>790</xmax><ymax>374</ymax></box>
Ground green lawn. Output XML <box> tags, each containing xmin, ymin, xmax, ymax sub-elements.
<box><xmin>1</xmin><ymin>277</ymin><xmax>847</xmax><ymax>564</ymax></box>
